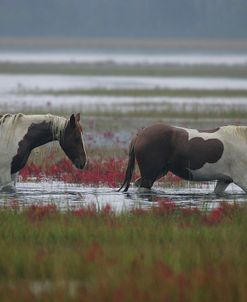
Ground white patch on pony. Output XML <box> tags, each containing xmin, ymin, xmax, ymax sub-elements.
<box><xmin>177</xmin><ymin>125</ymin><xmax>247</xmax><ymax>192</ymax></box>
<box><xmin>0</xmin><ymin>113</ymin><xmax>67</xmax><ymax>189</ymax></box>
<box><xmin>176</xmin><ymin>126</ymin><xmax>219</xmax><ymax>141</ymax></box>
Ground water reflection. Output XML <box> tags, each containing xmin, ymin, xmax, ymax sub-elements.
<box><xmin>0</xmin><ymin>181</ymin><xmax>245</xmax><ymax>212</ymax></box>
<box><xmin>1</xmin><ymin>75</ymin><xmax>247</xmax><ymax>94</ymax></box>
<box><xmin>1</xmin><ymin>51</ymin><xmax>247</xmax><ymax>66</ymax></box>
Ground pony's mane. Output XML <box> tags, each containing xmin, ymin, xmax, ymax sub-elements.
<box><xmin>48</xmin><ymin>114</ymin><xmax>67</xmax><ymax>141</ymax></box>
<box><xmin>0</xmin><ymin>113</ymin><xmax>24</xmax><ymax>126</ymax></box>
<box><xmin>0</xmin><ymin>113</ymin><xmax>67</xmax><ymax>141</ymax></box>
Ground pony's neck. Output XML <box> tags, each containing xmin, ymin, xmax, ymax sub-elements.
<box><xmin>10</xmin><ymin>114</ymin><xmax>67</xmax><ymax>174</ymax></box>
<box><xmin>24</xmin><ymin>114</ymin><xmax>67</xmax><ymax>149</ymax></box>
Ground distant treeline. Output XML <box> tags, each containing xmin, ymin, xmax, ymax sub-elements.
<box><xmin>0</xmin><ymin>0</ymin><xmax>246</xmax><ymax>38</ymax></box>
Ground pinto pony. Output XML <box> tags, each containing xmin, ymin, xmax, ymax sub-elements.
<box><xmin>0</xmin><ymin>113</ymin><xmax>87</xmax><ymax>189</ymax></box>
<box><xmin>119</xmin><ymin>123</ymin><xmax>247</xmax><ymax>194</ymax></box>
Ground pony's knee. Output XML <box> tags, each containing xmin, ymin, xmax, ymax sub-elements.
<box><xmin>1</xmin><ymin>184</ymin><xmax>16</xmax><ymax>193</ymax></box>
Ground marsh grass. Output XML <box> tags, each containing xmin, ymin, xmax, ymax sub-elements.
<box><xmin>5</xmin><ymin>106</ymin><xmax>247</xmax><ymax>120</ymax></box>
<box><xmin>0</xmin><ymin>203</ymin><xmax>246</xmax><ymax>301</ymax></box>
<box><xmin>83</xmin><ymin>107</ymin><xmax>247</xmax><ymax>119</ymax></box>
<box><xmin>20</xmin><ymin>87</ymin><xmax>247</xmax><ymax>98</ymax></box>
<box><xmin>1</xmin><ymin>62</ymin><xmax>247</xmax><ymax>78</ymax></box>
<box><xmin>12</xmin><ymin>88</ymin><xmax>247</xmax><ymax>119</ymax></box>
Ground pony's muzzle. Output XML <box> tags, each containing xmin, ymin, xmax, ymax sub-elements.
<box><xmin>74</xmin><ymin>158</ymin><xmax>86</xmax><ymax>170</ymax></box>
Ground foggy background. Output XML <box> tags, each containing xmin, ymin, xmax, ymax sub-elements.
<box><xmin>0</xmin><ymin>0</ymin><xmax>246</xmax><ymax>39</ymax></box>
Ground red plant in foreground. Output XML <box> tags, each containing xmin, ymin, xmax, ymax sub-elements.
<box><xmin>153</xmin><ymin>197</ymin><xmax>177</xmax><ymax>216</ymax></box>
<box><xmin>71</xmin><ymin>203</ymin><xmax>97</xmax><ymax>218</ymax></box>
<box><xmin>203</xmin><ymin>203</ymin><xmax>238</xmax><ymax>226</ymax></box>
<box><xmin>21</xmin><ymin>201</ymin><xmax>241</xmax><ymax>227</ymax></box>
<box><xmin>130</xmin><ymin>198</ymin><xmax>239</xmax><ymax>226</ymax></box>
<box><xmin>85</xmin><ymin>241</ymin><xmax>104</xmax><ymax>262</ymax></box>
<box><xmin>26</xmin><ymin>204</ymin><xmax>57</xmax><ymax>222</ymax></box>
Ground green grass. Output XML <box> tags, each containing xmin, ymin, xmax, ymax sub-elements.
<box><xmin>14</xmin><ymin>87</ymin><xmax>247</xmax><ymax>120</ymax></box>
<box><xmin>9</xmin><ymin>105</ymin><xmax>247</xmax><ymax>120</ymax></box>
<box><xmin>1</xmin><ymin>62</ymin><xmax>247</xmax><ymax>78</ymax></box>
<box><xmin>0</xmin><ymin>204</ymin><xmax>247</xmax><ymax>301</ymax></box>
<box><xmin>83</xmin><ymin>108</ymin><xmax>247</xmax><ymax>119</ymax></box>
<box><xmin>20</xmin><ymin>87</ymin><xmax>247</xmax><ymax>98</ymax></box>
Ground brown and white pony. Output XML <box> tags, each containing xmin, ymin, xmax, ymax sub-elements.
<box><xmin>0</xmin><ymin>113</ymin><xmax>87</xmax><ymax>190</ymax></box>
<box><xmin>119</xmin><ymin>123</ymin><xmax>247</xmax><ymax>194</ymax></box>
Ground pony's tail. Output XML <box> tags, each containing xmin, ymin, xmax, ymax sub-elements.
<box><xmin>118</xmin><ymin>139</ymin><xmax>136</xmax><ymax>192</ymax></box>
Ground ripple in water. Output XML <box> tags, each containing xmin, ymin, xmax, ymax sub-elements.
<box><xmin>0</xmin><ymin>181</ymin><xmax>245</xmax><ymax>212</ymax></box>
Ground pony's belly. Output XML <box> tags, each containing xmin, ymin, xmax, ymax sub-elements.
<box><xmin>189</xmin><ymin>164</ymin><xmax>231</xmax><ymax>182</ymax></box>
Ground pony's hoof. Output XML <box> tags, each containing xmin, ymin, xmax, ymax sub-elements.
<box><xmin>214</xmin><ymin>191</ymin><xmax>228</xmax><ymax>197</ymax></box>
<box><xmin>137</xmin><ymin>187</ymin><xmax>151</xmax><ymax>194</ymax></box>
<box><xmin>1</xmin><ymin>184</ymin><xmax>16</xmax><ymax>193</ymax></box>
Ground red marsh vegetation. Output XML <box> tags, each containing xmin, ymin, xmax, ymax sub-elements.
<box><xmin>0</xmin><ymin>201</ymin><xmax>246</xmax><ymax>301</ymax></box>
<box><xmin>19</xmin><ymin>156</ymin><xmax>181</xmax><ymax>187</ymax></box>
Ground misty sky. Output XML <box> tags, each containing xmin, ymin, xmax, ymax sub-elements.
<box><xmin>0</xmin><ymin>0</ymin><xmax>246</xmax><ymax>39</ymax></box>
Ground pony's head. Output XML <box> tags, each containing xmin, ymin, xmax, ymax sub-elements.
<box><xmin>59</xmin><ymin>113</ymin><xmax>87</xmax><ymax>169</ymax></box>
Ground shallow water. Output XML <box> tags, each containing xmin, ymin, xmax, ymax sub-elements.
<box><xmin>0</xmin><ymin>181</ymin><xmax>245</xmax><ymax>212</ymax></box>
<box><xmin>2</xmin><ymin>95</ymin><xmax>247</xmax><ymax>110</ymax></box>
<box><xmin>1</xmin><ymin>74</ymin><xmax>247</xmax><ymax>93</ymax></box>
<box><xmin>1</xmin><ymin>51</ymin><xmax>247</xmax><ymax>66</ymax></box>
<box><xmin>1</xmin><ymin>93</ymin><xmax>247</xmax><ymax>118</ymax></box>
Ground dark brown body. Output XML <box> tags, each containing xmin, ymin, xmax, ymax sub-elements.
<box><xmin>119</xmin><ymin>123</ymin><xmax>225</xmax><ymax>192</ymax></box>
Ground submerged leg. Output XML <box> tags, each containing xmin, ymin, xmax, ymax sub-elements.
<box><xmin>135</xmin><ymin>170</ymin><xmax>168</xmax><ymax>192</ymax></box>
<box><xmin>135</xmin><ymin>170</ymin><xmax>168</xmax><ymax>188</ymax></box>
<box><xmin>11</xmin><ymin>173</ymin><xmax>17</xmax><ymax>186</ymax></box>
<box><xmin>214</xmin><ymin>180</ymin><xmax>231</xmax><ymax>195</ymax></box>
<box><xmin>0</xmin><ymin>168</ymin><xmax>13</xmax><ymax>189</ymax></box>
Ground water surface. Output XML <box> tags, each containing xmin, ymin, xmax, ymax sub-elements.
<box><xmin>0</xmin><ymin>181</ymin><xmax>245</xmax><ymax>212</ymax></box>
<box><xmin>1</xmin><ymin>51</ymin><xmax>247</xmax><ymax>66</ymax></box>
<box><xmin>1</xmin><ymin>74</ymin><xmax>247</xmax><ymax>93</ymax></box>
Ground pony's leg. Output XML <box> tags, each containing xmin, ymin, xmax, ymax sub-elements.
<box><xmin>135</xmin><ymin>144</ymin><xmax>169</xmax><ymax>190</ymax></box>
<box><xmin>0</xmin><ymin>168</ymin><xmax>15</xmax><ymax>192</ymax></box>
<box><xmin>136</xmin><ymin>170</ymin><xmax>168</xmax><ymax>192</ymax></box>
<box><xmin>135</xmin><ymin>177</ymin><xmax>155</xmax><ymax>189</ymax></box>
<box><xmin>0</xmin><ymin>170</ymin><xmax>11</xmax><ymax>186</ymax></box>
<box><xmin>11</xmin><ymin>173</ymin><xmax>17</xmax><ymax>186</ymax></box>
<box><xmin>214</xmin><ymin>180</ymin><xmax>231</xmax><ymax>196</ymax></box>
<box><xmin>135</xmin><ymin>171</ymin><xmax>167</xmax><ymax>188</ymax></box>
<box><xmin>134</xmin><ymin>177</ymin><xmax>142</xmax><ymax>187</ymax></box>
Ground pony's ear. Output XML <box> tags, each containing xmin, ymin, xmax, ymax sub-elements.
<box><xmin>69</xmin><ymin>114</ymin><xmax>76</xmax><ymax>128</ymax></box>
<box><xmin>75</xmin><ymin>113</ymin><xmax>80</xmax><ymax>122</ymax></box>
